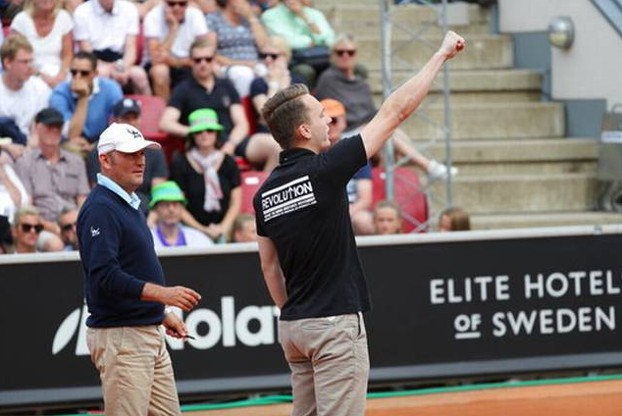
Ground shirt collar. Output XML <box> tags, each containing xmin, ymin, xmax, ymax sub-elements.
<box><xmin>33</xmin><ymin>148</ymin><xmax>68</xmax><ymax>162</ymax></box>
<box><xmin>93</xmin><ymin>0</ymin><xmax>118</xmax><ymax>15</ymax></box>
<box><xmin>97</xmin><ymin>173</ymin><xmax>142</xmax><ymax>210</ymax></box>
<box><xmin>279</xmin><ymin>147</ymin><xmax>314</xmax><ymax>165</ymax></box>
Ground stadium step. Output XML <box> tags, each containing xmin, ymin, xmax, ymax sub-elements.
<box><xmin>422</xmin><ymin>138</ymin><xmax>599</xmax><ymax>175</ymax></box>
<box><xmin>428</xmin><ymin>173</ymin><xmax>599</xmax><ymax>215</ymax></box>
<box><xmin>398</xmin><ymin>101</ymin><xmax>565</xmax><ymax>140</ymax></box>
<box><xmin>370</xmin><ymin>68</ymin><xmax>544</xmax><ymax>104</ymax></box>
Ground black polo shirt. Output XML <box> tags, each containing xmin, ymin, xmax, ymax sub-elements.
<box><xmin>254</xmin><ymin>134</ymin><xmax>371</xmax><ymax>320</ymax></box>
<box><xmin>168</xmin><ymin>77</ymin><xmax>240</xmax><ymax>145</ymax></box>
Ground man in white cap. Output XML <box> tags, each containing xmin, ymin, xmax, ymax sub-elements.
<box><xmin>77</xmin><ymin>122</ymin><xmax>202</xmax><ymax>415</ymax></box>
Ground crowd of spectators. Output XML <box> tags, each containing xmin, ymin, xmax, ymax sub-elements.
<box><xmin>0</xmin><ymin>0</ymin><xmax>465</xmax><ymax>254</ymax></box>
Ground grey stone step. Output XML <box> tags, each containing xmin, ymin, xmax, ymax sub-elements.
<box><xmin>419</xmin><ymin>138</ymin><xmax>599</xmax><ymax>175</ymax></box>
<box><xmin>321</xmin><ymin>3</ymin><xmax>489</xmax><ymax>28</ymax></box>
<box><xmin>427</xmin><ymin>173</ymin><xmax>599</xmax><ymax>214</ymax></box>
<box><xmin>370</xmin><ymin>69</ymin><xmax>544</xmax><ymax>104</ymax></box>
<box><xmin>333</xmin><ymin>20</ymin><xmax>490</xmax><ymax>38</ymax></box>
<box><xmin>324</xmin><ymin>4</ymin><xmax>490</xmax><ymax>38</ymax></box>
<box><xmin>370</xmin><ymin>69</ymin><xmax>543</xmax><ymax>94</ymax></box>
<box><xmin>399</xmin><ymin>102</ymin><xmax>565</xmax><ymax>140</ymax></box>
<box><xmin>470</xmin><ymin>212</ymin><xmax>622</xmax><ymax>231</ymax></box>
<box><xmin>355</xmin><ymin>34</ymin><xmax>513</xmax><ymax>70</ymax></box>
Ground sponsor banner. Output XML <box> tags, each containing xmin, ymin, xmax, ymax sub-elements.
<box><xmin>2</xmin><ymin>228</ymin><xmax>622</xmax><ymax>408</ymax></box>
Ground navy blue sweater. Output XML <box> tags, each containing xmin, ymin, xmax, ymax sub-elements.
<box><xmin>78</xmin><ymin>185</ymin><xmax>166</xmax><ymax>328</ymax></box>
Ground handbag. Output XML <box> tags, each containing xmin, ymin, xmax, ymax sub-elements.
<box><xmin>291</xmin><ymin>46</ymin><xmax>330</xmax><ymax>70</ymax></box>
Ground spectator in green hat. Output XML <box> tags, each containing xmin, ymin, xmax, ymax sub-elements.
<box><xmin>170</xmin><ymin>108</ymin><xmax>242</xmax><ymax>243</ymax></box>
<box><xmin>149</xmin><ymin>180</ymin><xmax>214</xmax><ymax>248</ymax></box>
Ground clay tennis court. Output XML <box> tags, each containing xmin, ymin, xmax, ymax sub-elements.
<box><xmin>184</xmin><ymin>376</ymin><xmax>622</xmax><ymax>416</ymax></box>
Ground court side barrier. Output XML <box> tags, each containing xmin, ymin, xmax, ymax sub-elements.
<box><xmin>2</xmin><ymin>225</ymin><xmax>622</xmax><ymax>410</ymax></box>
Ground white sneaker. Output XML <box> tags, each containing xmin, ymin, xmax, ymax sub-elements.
<box><xmin>427</xmin><ymin>160</ymin><xmax>458</xmax><ymax>180</ymax></box>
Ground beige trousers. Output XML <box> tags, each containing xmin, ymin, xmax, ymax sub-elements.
<box><xmin>278</xmin><ymin>313</ymin><xmax>370</xmax><ymax>416</ymax></box>
<box><xmin>87</xmin><ymin>325</ymin><xmax>181</xmax><ymax>416</ymax></box>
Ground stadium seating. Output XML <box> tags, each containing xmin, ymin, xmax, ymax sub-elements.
<box><xmin>240</xmin><ymin>170</ymin><xmax>268</xmax><ymax>213</ymax></box>
<box><xmin>241</xmin><ymin>96</ymin><xmax>257</xmax><ymax>135</ymax></box>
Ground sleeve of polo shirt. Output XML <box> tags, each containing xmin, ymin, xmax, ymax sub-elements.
<box><xmin>322</xmin><ymin>134</ymin><xmax>367</xmax><ymax>185</ymax></box>
<box><xmin>79</xmin><ymin>203</ymin><xmax>146</xmax><ymax>299</ymax></box>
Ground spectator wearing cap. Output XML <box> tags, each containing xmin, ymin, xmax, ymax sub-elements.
<box><xmin>0</xmin><ymin>33</ymin><xmax>51</xmax><ymax>160</ymax></box>
<box><xmin>49</xmin><ymin>50</ymin><xmax>123</xmax><ymax>156</ymax></box>
<box><xmin>170</xmin><ymin>108</ymin><xmax>241</xmax><ymax>243</ymax></box>
<box><xmin>77</xmin><ymin>122</ymin><xmax>201</xmax><ymax>414</ymax></box>
<box><xmin>14</xmin><ymin>107</ymin><xmax>89</xmax><ymax>236</ymax></box>
<box><xmin>86</xmin><ymin>97</ymin><xmax>169</xmax><ymax>214</ymax></box>
<box><xmin>149</xmin><ymin>180</ymin><xmax>214</xmax><ymax>248</ymax></box>
<box><xmin>321</xmin><ymin>98</ymin><xmax>375</xmax><ymax>235</ymax></box>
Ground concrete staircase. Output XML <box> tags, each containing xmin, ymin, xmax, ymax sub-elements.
<box><xmin>319</xmin><ymin>0</ymin><xmax>622</xmax><ymax>230</ymax></box>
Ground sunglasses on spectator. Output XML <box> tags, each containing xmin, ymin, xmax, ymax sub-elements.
<box><xmin>20</xmin><ymin>223</ymin><xmax>44</xmax><ymax>233</ymax></box>
<box><xmin>70</xmin><ymin>69</ymin><xmax>91</xmax><ymax>77</ymax></box>
<box><xmin>260</xmin><ymin>52</ymin><xmax>280</xmax><ymax>60</ymax></box>
<box><xmin>166</xmin><ymin>0</ymin><xmax>188</xmax><ymax>6</ymax></box>
<box><xmin>334</xmin><ymin>49</ymin><xmax>356</xmax><ymax>57</ymax></box>
<box><xmin>61</xmin><ymin>222</ymin><xmax>77</xmax><ymax>232</ymax></box>
<box><xmin>192</xmin><ymin>56</ymin><xmax>214</xmax><ymax>64</ymax></box>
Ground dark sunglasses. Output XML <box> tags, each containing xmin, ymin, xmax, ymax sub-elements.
<box><xmin>334</xmin><ymin>49</ymin><xmax>356</xmax><ymax>57</ymax></box>
<box><xmin>260</xmin><ymin>52</ymin><xmax>280</xmax><ymax>60</ymax></box>
<box><xmin>166</xmin><ymin>0</ymin><xmax>188</xmax><ymax>6</ymax></box>
<box><xmin>61</xmin><ymin>222</ymin><xmax>77</xmax><ymax>232</ymax></box>
<box><xmin>20</xmin><ymin>223</ymin><xmax>44</xmax><ymax>233</ymax></box>
<box><xmin>192</xmin><ymin>56</ymin><xmax>214</xmax><ymax>64</ymax></box>
<box><xmin>70</xmin><ymin>69</ymin><xmax>91</xmax><ymax>77</ymax></box>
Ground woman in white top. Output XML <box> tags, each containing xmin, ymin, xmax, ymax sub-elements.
<box><xmin>10</xmin><ymin>0</ymin><xmax>73</xmax><ymax>89</ymax></box>
<box><xmin>0</xmin><ymin>147</ymin><xmax>30</xmax><ymax>222</ymax></box>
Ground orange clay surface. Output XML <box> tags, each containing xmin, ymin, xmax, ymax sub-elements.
<box><xmin>187</xmin><ymin>379</ymin><xmax>622</xmax><ymax>416</ymax></box>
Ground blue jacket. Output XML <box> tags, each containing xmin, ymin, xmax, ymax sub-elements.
<box><xmin>78</xmin><ymin>185</ymin><xmax>166</xmax><ymax>328</ymax></box>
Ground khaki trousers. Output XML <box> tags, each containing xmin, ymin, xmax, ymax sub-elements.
<box><xmin>278</xmin><ymin>313</ymin><xmax>370</xmax><ymax>416</ymax></box>
<box><xmin>87</xmin><ymin>325</ymin><xmax>181</xmax><ymax>416</ymax></box>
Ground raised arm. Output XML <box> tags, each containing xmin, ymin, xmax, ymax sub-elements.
<box><xmin>360</xmin><ymin>31</ymin><xmax>465</xmax><ymax>159</ymax></box>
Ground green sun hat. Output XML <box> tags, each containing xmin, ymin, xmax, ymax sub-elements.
<box><xmin>188</xmin><ymin>108</ymin><xmax>223</xmax><ymax>134</ymax></box>
<box><xmin>149</xmin><ymin>181</ymin><xmax>187</xmax><ymax>209</ymax></box>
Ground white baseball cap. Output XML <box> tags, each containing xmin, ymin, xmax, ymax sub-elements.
<box><xmin>97</xmin><ymin>122</ymin><xmax>161</xmax><ymax>155</ymax></box>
